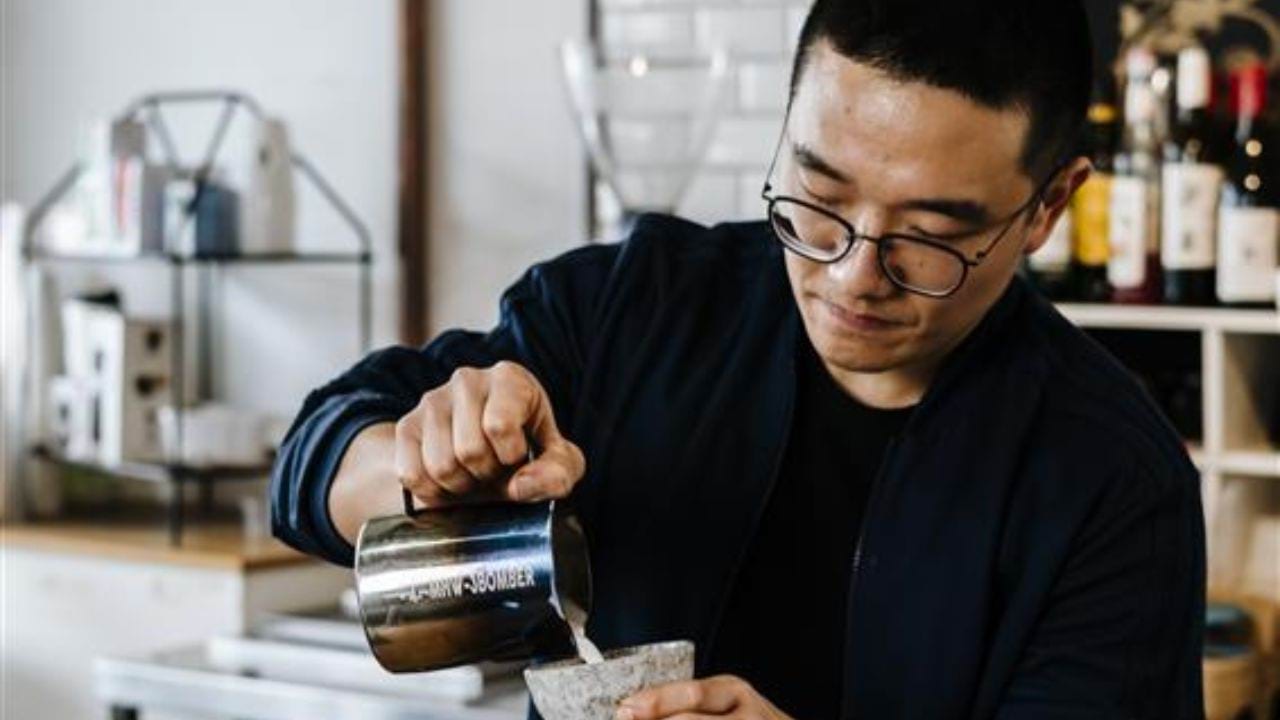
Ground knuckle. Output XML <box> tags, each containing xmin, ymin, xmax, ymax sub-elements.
<box><xmin>394</xmin><ymin>414</ymin><xmax>414</xmax><ymax>436</ymax></box>
<box><xmin>491</xmin><ymin>360</ymin><xmax>520</xmax><ymax>377</ymax></box>
<box><xmin>450</xmin><ymin>366</ymin><xmax>478</xmax><ymax>384</ymax></box>
<box><xmin>454</xmin><ymin>441</ymin><xmax>490</xmax><ymax>469</ymax></box>
<box><xmin>422</xmin><ymin>454</ymin><xmax>460</xmax><ymax>481</ymax></box>
<box><xmin>421</xmin><ymin>387</ymin><xmax>449</xmax><ymax>412</ymax></box>
<box><xmin>567</xmin><ymin>442</ymin><xmax>586</xmax><ymax>471</ymax></box>
<box><xmin>684</xmin><ymin>683</ymin><xmax>705</xmax><ymax>707</ymax></box>
<box><xmin>481</xmin><ymin>414</ymin><xmax>519</xmax><ymax>441</ymax></box>
<box><xmin>495</xmin><ymin>361</ymin><xmax>536</xmax><ymax>391</ymax></box>
<box><xmin>552</xmin><ymin>474</ymin><xmax>574</xmax><ymax>497</ymax></box>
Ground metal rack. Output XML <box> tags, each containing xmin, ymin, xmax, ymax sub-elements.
<box><xmin>17</xmin><ymin>90</ymin><xmax>373</xmax><ymax>546</ymax></box>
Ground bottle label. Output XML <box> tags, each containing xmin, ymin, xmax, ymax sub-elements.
<box><xmin>1161</xmin><ymin>163</ymin><xmax>1222</xmax><ymax>270</ymax></box>
<box><xmin>1071</xmin><ymin>174</ymin><xmax>1111</xmax><ymax>266</ymax></box>
<box><xmin>1030</xmin><ymin>213</ymin><xmax>1072</xmax><ymax>272</ymax></box>
<box><xmin>1109</xmin><ymin>176</ymin><xmax>1152</xmax><ymax>288</ymax></box>
<box><xmin>1217</xmin><ymin>206</ymin><xmax>1279</xmax><ymax>302</ymax></box>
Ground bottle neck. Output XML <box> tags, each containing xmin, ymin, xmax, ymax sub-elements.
<box><xmin>1234</xmin><ymin>110</ymin><xmax>1261</xmax><ymax>145</ymax></box>
<box><xmin>1230</xmin><ymin>65</ymin><xmax>1268</xmax><ymax>142</ymax></box>
<box><xmin>1124</xmin><ymin>82</ymin><xmax>1161</xmax><ymax>150</ymax></box>
<box><xmin>1090</xmin><ymin>126</ymin><xmax>1117</xmax><ymax>171</ymax></box>
<box><xmin>1125</xmin><ymin>115</ymin><xmax>1159</xmax><ymax>151</ymax></box>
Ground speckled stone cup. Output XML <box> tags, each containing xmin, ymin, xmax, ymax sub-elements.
<box><xmin>523</xmin><ymin>640</ymin><xmax>695</xmax><ymax>720</ymax></box>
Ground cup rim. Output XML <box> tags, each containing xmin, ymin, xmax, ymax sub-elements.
<box><xmin>523</xmin><ymin>639</ymin><xmax>695</xmax><ymax>676</ymax></box>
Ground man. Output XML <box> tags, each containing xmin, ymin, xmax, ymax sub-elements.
<box><xmin>271</xmin><ymin>1</ymin><xmax>1205</xmax><ymax>717</ymax></box>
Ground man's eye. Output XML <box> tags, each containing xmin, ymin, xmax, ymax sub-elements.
<box><xmin>910</xmin><ymin>226</ymin><xmax>952</xmax><ymax>240</ymax></box>
<box><xmin>801</xmin><ymin>186</ymin><xmax>842</xmax><ymax>208</ymax></box>
<box><xmin>909</xmin><ymin>225</ymin><xmax>977</xmax><ymax>244</ymax></box>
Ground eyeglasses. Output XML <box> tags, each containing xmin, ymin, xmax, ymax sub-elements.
<box><xmin>761</xmin><ymin>130</ymin><xmax>1058</xmax><ymax>299</ymax></box>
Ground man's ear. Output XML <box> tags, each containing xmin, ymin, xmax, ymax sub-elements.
<box><xmin>1023</xmin><ymin>156</ymin><xmax>1093</xmax><ymax>256</ymax></box>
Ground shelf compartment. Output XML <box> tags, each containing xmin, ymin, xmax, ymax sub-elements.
<box><xmin>1221</xmin><ymin>333</ymin><xmax>1280</xmax><ymax>458</ymax></box>
<box><xmin>1207</xmin><ymin>475</ymin><xmax>1280</xmax><ymax>602</ymax></box>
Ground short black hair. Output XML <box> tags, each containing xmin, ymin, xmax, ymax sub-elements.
<box><xmin>788</xmin><ymin>0</ymin><xmax>1094</xmax><ymax>181</ymax></box>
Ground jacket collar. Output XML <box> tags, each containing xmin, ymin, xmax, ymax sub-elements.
<box><xmin>908</xmin><ymin>278</ymin><xmax>1033</xmax><ymax>433</ymax></box>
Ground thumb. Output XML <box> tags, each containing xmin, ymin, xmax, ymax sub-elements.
<box><xmin>506</xmin><ymin>387</ymin><xmax>585</xmax><ymax>502</ymax></box>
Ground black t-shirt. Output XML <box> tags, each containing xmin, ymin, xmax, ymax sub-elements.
<box><xmin>707</xmin><ymin>333</ymin><xmax>915</xmax><ymax>719</ymax></box>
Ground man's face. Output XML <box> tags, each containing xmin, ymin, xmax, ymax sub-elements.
<box><xmin>779</xmin><ymin>41</ymin><xmax>1070</xmax><ymax>395</ymax></box>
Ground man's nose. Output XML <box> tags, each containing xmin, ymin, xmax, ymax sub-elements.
<box><xmin>828</xmin><ymin>226</ymin><xmax>896</xmax><ymax>299</ymax></box>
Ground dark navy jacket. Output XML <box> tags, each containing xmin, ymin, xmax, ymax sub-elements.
<box><xmin>271</xmin><ymin>213</ymin><xmax>1205</xmax><ymax>719</ymax></box>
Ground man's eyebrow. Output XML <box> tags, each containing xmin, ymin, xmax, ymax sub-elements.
<box><xmin>790</xmin><ymin>139</ymin><xmax>993</xmax><ymax>229</ymax></box>
<box><xmin>791</xmin><ymin>141</ymin><xmax>851</xmax><ymax>184</ymax></box>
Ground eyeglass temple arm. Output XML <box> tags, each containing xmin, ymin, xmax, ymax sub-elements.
<box><xmin>969</xmin><ymin>169</ymin><xmax>1061</xmax><ymax>265</ymax></box>
<box><xmin>761</xmin><ymin>118</ymin><xmax>790</xmax><ymax>200</ymax></box>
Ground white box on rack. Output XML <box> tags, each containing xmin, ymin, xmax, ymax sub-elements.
<box><xmin>78</xmin><ymin>307</ymin><xmax>172</xmax><ymax>465</ymax></box>
<box><xmin>47</xmin><ymin>375</ymin><xmax>98</xmax><ymax>461</ymax></box>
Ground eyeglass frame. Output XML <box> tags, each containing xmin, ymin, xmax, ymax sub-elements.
<box><xmin>760</xmin><ymin>123</ymin><xmax>1064</xmax><ymax>299</ymax></box>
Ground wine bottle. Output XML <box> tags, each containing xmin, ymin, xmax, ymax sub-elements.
<box><xmin>1071</xmin><ymin>85</ymin><xmax>1118</xmax><ymax>303</ymax></box>
<box><xmin>1162</xmin><ymin>45</ymin><xmax>1223</xmax><ymax>305</ymax></box>
<box><xmin>1029</xmin><ymin>213</ymin><xmax>1074</xmax><ymax>299</ymax></box>
<box><xmin>1111</xmin><ymin>49</ymin><xmax>1164</xmax><ymax>304</ymax></box>
<box><xmin>1217</xmin><ymin>60</ymin><xmax>1279</xmax><ymax>308</ymax></box>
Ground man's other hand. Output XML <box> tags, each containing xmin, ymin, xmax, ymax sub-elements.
<box><xmin>616</xmin><ymin>675</ymin><xmax>793</xmax><ymax>720</ymax></box>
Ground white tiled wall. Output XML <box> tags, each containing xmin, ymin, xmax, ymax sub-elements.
<box><xmin>598</xmin><ymin>0</ymin><xmax>813</xmax><ymax>227</ymax></box>
<box><xmin>428</xmin><ymin>0</ymin><xmax>589</xmax><ymax>333</ymax></box>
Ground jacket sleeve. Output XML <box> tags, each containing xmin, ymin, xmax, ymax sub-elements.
<box><xmin>269</xmin><ymin>242</ymin><xmax>622</xmax><ymax>567</ymax></box>
<box><xmin>995</xmin><ymin>455</ymin><xmax>1206</xmax><ymax>720</ymax></box>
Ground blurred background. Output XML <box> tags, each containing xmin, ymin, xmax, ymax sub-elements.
<box><xmin>1</xmin><ymin>1</ymin><xmax>1278</xmax><ymax>718</ymax></box>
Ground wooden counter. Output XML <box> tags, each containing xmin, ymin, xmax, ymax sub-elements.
<box><xmin>1</xmin><ymin>521</ymin><xmax>314</xmax><ymax>571</ymax></box>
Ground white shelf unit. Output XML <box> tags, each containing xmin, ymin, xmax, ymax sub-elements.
<box><xmin>1057</xmin><ymin>303</ymin><xmax>1280</xmax><ymax>601</ymax></box>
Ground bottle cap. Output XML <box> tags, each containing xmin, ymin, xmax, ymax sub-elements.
<box><xmin>1088</xmin><ymin>102</ymin><xmax>1118</xmax><ymax>124</ymax></box>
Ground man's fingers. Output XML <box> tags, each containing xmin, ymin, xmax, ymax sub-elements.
<box><xmin>393</xmin><ymin>415</ymin><xmax>425</xmax><ymax>481</ymax></box>
<box><xmin>481</xmin><ymin>362</ymin><xmax>535</xmax><ymax>466</ymax></box>
<box><xmin>450</xmin><ymin>368</ymin><xmax>504</xmax><ymax>480</ymax></box>
<box><xmin>617</xmin><ymin>677</ymin><xmax>742</xmax><ymax>719</ymax></box>
<box><xmin>418</xmin><ymin>390</ymin><xmax>477</xmax><ymax>497</ymax></box>
<box><xmin>396</xmin><ymin>362</ymin><xmax>585</xmax><ymax>508</ymax></box>
<box><xmin>484</xmin><ymin>361</ymin><xmax>585</xmax><ymax>503</ymax></box>
<box><xmin>394</xmin><ymin>414</ymin><xmax>449</xmax><ymax>508</ymax></box>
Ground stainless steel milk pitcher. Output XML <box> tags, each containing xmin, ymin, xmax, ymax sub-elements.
<box><xmin>354</xmin><ymin>490</ymin><xmax>592</xmax><ymax>673</ymax></box>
